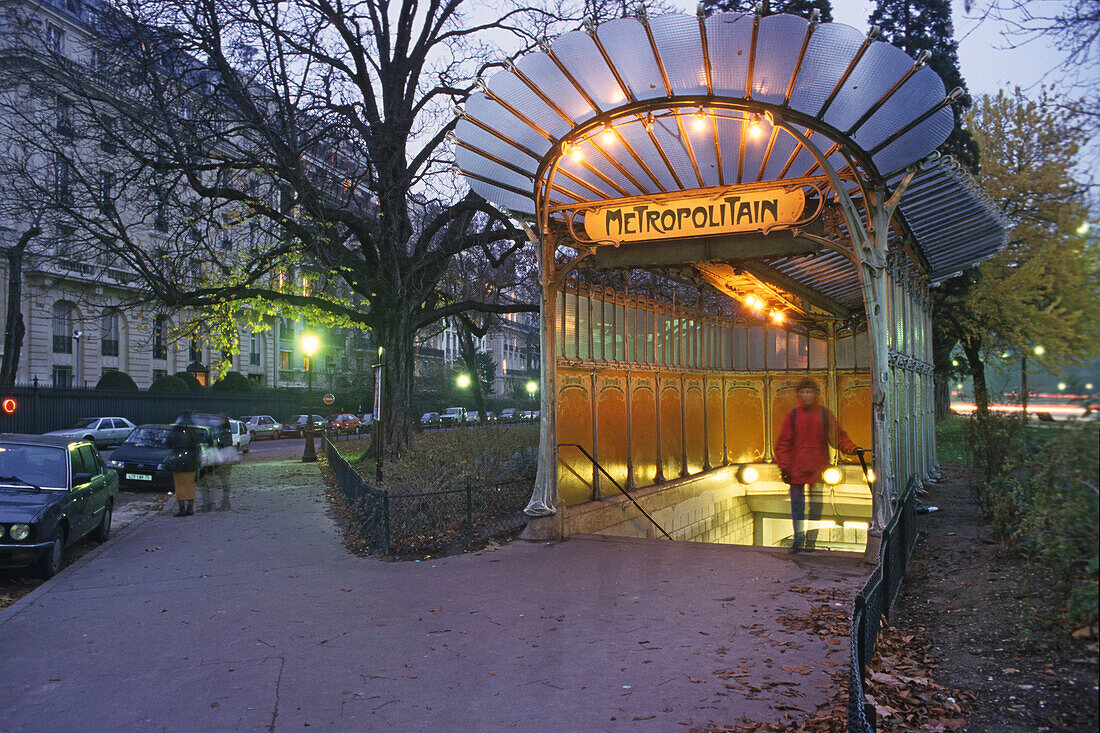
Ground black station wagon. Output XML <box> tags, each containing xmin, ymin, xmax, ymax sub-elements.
<box><xmin>0</xmin><ymin>435</ymin><xmax>119</xmax><ymax>578</ymax></box>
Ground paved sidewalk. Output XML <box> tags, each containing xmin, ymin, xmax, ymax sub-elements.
<box><xmin>0</xmin><ymin>447</ymin><xmax>868</xmax><ymax>732</ymax></box>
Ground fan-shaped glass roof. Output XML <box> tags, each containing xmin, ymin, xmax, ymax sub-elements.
<box><xmin>455</xmin><ymin>10</ymin><xmax>1006</xmax><ymax>307</ymax></box>
<box><xmin>456</xmin><ymin>10</ymin><xmax>955</xmax><ymax>217</ymax></box>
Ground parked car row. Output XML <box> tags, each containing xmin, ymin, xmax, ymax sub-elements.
<box><xmin>419</xmin><ymin>408</ymin><xmax>540</xmax><ymax>428</ymax></box>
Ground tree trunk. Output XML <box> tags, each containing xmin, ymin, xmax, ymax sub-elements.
<box><xmin>1020</xmin><ymin>356</ymin><xmax>1029</xmax><ymax>420</ymax></box>
<box><xmin>456</xmin><ymin>330</ymin><xmax>488</xmax><ymax>424</ymax></box>
<box><xmin>371</xmin><ymin>320</ymin><xmax>416</xmax><ymax>459</ymax></box>
<box><xmin>961</xmin><ymin>337</ymin><xmax>990</xmax><ymax>416</ymax></box>
<box><xmin>933</xmin><ymin>375</ymin><xmax>951</xmax><ymax>420</ymax></box>
<box><xmin>931</xmin><ymin>322</ymin><xmax>957</xmax><ymax>422</ymax></box>
<box><xmin>1</xmin><ymin>226</ymin><xmax>36</xmax><ymax>386</ymax></box>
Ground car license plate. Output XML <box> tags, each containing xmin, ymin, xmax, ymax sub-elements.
<box><xmin>126</xmin><ymin>473</ymin><xmax>153</xmax><ymax>481</ymax></box>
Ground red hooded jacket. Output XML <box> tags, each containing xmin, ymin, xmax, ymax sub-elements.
<box><xmin>775</xmin><ymin>405</ymin><xmax>858</xmax><ymax>485</ymax></box>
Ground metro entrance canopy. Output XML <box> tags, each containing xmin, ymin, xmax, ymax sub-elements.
<box><xmin>455</xmin><ymin>8</ymin><xmax>1006</xmax><ymax>549</ymax></box>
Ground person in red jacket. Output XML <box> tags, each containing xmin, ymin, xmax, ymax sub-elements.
<box><xmin>775</xmin><ymin>378</ymin><xmax>861</xmax><ymax>553</ymax></box>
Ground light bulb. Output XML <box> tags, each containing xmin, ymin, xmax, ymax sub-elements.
<box><xmin>748</xmin><ymin>114</ymin><xmax>764</xmax><ymax>139</ymax></box>
<box><xmin>692</xmin><ymin>109</ymin><xmax>706</xmax><ymax>132</ymax></box>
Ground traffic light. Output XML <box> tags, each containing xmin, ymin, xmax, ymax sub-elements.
<box><xmin>2</xmin><ymin>397</ymin><xmax>16</xmax><ymax>414</ymax></box>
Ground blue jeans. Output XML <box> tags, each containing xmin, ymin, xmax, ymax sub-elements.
<box><xmin>789</xmin><ymin>483</ymin><xmax>822</xmax><ymax>548</ymax></box>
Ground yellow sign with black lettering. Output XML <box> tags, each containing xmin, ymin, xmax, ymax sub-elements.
<box><xmin>583</xmin><ymin>188</ymin><xmax>805</xmax><ymax>243</ymax></box>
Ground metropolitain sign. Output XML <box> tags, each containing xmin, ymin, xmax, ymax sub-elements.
<box><xmin>582</xmin><ymin>188</ymin><xmax>805</xmax><ymax>243</ymax></box>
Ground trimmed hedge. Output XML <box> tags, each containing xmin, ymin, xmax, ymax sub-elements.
<box><xmin>149</xmin><ymin>374</ymin><xmax>190</xmax><ymax>391</ymax></box>
<box><xmin>95</xmin><ymin>370</ymin><xmax>138</xmax><ymax>391</ymax></box>
<box><xmin>212</xmin><ymin>371</ymin><xmax>254</xmax><ymax>392</ymax></box>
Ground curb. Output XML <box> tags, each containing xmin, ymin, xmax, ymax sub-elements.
<box><xmin>0</xmin><ymin>497</ymin><xmax>167</xmax><ymax>628</ymax></box>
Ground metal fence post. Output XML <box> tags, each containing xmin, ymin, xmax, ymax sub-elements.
<box><xmin>465</xmin><ymin>487</ymin><xmax>473</xmax><ymax>547</ymax></box>
<box><xmin>382</xmin><ymin>492</ymin><xmax>391</xmax><ymax>555</ymax></box>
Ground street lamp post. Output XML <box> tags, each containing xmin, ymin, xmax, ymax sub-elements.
<box><xmin>301</xmin><ymin>333</ymin><xmax>320</xmax><ymax>463</ymax></box>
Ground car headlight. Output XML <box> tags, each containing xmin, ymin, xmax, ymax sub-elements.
<box><xmin>107</xmin><ymin>459</ymin><xmax>123</xmax><ymax>468</ymax></box>
<box><xmin>10</xmin><ymin>524</ymin><xmax>30</xmax><ymax>541</ymax></box>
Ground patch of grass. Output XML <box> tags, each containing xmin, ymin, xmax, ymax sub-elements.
<box><xmin>935</xmin><ymin>416</ymin><xmax>968</xmax><ymax>463</ymax></box>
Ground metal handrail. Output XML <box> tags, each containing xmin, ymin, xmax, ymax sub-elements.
<box><xmin>558</xmin><ymin>443</ymin><xmax>673</xmax><ymax>540</ymax></box>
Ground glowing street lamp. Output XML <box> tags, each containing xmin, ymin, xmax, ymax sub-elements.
<box><xmin>300</xmin><ymin>333</ymin><xmax>320</xmax><ymax>463</ymax></box>
<box><xmin>526</xmin><ymin>380</ymin><xmax>538</xmax><ymax>396</ymax></box>
<box><xmin>456</xmin><ymin>373</ymin><xmax>471</xmax><ymax>389</ymax></box>
<box><xmin>1033</xmin><ymin>345</ymin><xmax>1045</xmax><ymax>357</ymax></box>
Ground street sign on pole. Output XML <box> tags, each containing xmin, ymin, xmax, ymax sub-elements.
<box><xmin>322</xmin><ymin>393</ymin><xmax>335</xmax><ymax>406</ymax></box>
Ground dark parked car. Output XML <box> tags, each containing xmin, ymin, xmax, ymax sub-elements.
<box><xmin>284</xmin><ymin>414</ymin><xmax>327</xmax><ymax>438</ymax></box>
<box><xmin>0</xmin><ymin>435</ymin><xmax>118</xmax><ymax>578</ymax></box>
<box><xmin>105</xmin><ymin>424</ymin><xmax>203</xmax><ymax>491</ymax></box>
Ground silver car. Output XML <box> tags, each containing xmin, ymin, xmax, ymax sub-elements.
<box><xmin>229</xmin><ymin>419</ymin><xmax>252</xmax><ymax>453</ymax></box>
<box><xmin>239</xmin><ymin>415</ymin><xmax>282</xmax><ymax>440</ymax></box>
<box><xmin>43</xmin><ymin>417</ymin><xmax>137</xmax><ymax>448</ymax></box>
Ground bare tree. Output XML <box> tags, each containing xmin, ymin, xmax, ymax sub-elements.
<box><xmin>0</xmin><ymin>0</ymin><xmax>615</xmax><ymax>454</ymax></box>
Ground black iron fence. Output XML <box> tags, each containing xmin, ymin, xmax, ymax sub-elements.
<box><xmin>0</xmin><ymin>383</ymin><xmax>302</xmax><ymax>434</ymax></box>
<box><xmin>849</xmin><ymin>477</ymin><xmax>920</xmax><ymax>733</ymax></box>
<box><xmin>322</xmin><ymin>436</ymin><xmax>529</xmax><ymax>555</ymax></box>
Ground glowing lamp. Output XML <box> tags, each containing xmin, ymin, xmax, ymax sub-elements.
<box><xmin>736</xmin><ymin>465</ymin><xmax>758</xmax><ymax>484</ymax></box>
<box><xmin>865</xmin><ymin>468</ymin><xmax>876</xmax><ymax>483</ymax></box>
<box><xmin>692</xmin><ymin>109</ymin><xmax>706</xmax><ymax>132</ymax></box>
<box><xmin>456</xmin><ymin>373</ymin><xmax>471</xmax><ymax>389</ymax></box>
<box><xmin>526</xmin><ymin>380</ymin><xmax>538</xmax><ymax>395</ymax></box>
<box><xmin>747</xmin><ymin>114</ymin><xmax>764</xmax><ymax>139</ymax></box>
<box><xmin>600</xmin><ymin>126</ymin><xmax>616</xmax><ymax>145</ymax></box>
<box><xmin>822</xmin><ymin>467</ymin><xmax>842</xmax><ymax>485</ymax></box>
<box><xmin>770</xmin><ymin>310</ymin><xmax>785</xmax><ymax>324</ymax></box>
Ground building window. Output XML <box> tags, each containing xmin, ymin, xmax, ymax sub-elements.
<box><xmin>52</xmin><ymin>301</ymin><xmax>74</xmax><ymax>353</ymax></box>
<box><xmin>249</xmin><ymin>334</ymin><xmax>260</xmax><ymax>365</ymax></box>
<box><xmin>52</xmin><ymin>366</ymin><xmax>73</xmax><ymax>388</ymax></box>
<box><xmin>101</xmin><ymin>312</ymin><xmax>119</xmax><ymax>357</ymax></box>
<box><xmin>302</xmin><ymin>356</ymin><xmax>311</xmax><ymax>372</ymax></box>
<box><xmin>46</xmin><ymin>23</ymin><xmax>64</xmax><ymax>55</ymax></box>
<box><xmin>153</xmin><ymin>315</ymin><xmax>168</xmax><ymax>360</ymax></box>
<box><xmin>54</xmin><ymin>154</ymin><xmax>72</xmax><ymax>205</ymax></box>
<box><xmin>55</xmin><ymin>224</ymin><xmax>74</xmax><ymax>258</ymax></box>
<box><xmin>99</xmin><ymin>171</ymin><xmax>115</xmax><ymax>215</ymax></box>
<box><xmin>100</xmin><ymin>116</ymin><xmax>116</xmax><ymax>152</ymax></box>
<box><xmin>279</xmin><ymin>350</ymin><xmax>291</xmax><ymax>370</ymax></box>
<box><xmin>56</xmin><ymin>96</ymin><xmax>73</xmax><ymax>136</ymax></box>
<box><xmin>154</xmin><ymin>189</ymin><xmax>168</xmax><ymax>231</ymax></box>
<box><xmin>189</xmin><ymin>339</ymin><xmax>201</xmax><ymax>363</ymax></box>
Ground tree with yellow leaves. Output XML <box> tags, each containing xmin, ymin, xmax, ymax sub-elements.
<box><xmin>938</xmin><ymin>87</ymin><xmax>1098</xmax><ymax>415</ymax></box>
